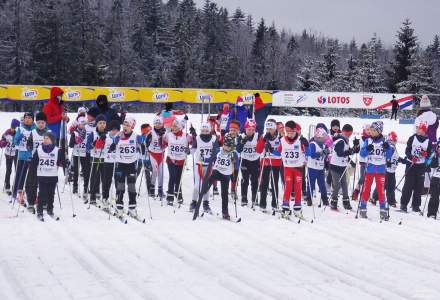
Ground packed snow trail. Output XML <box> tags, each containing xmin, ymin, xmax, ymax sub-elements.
<box><xmin>1</xmin><ymin>113</ymin><xmax>440</xmax><ymax>300</ymax></box>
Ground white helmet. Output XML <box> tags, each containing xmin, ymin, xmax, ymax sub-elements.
<box><xmin>153</xmin><ymin>115</ymin><xmax>163</xmax><ymax>126</ymax></box>
<box><xmin>200</xmin><ymin>122</ymin><xmax>212</xmax><ymax>134</ymax></box>
<box><xmin>77</xmin><ymin>116</ymin><xmax>87</xmax><ymax>125</ymax></box>
<box><xmin>124</xmin><ymin>116</ymin><xmax>136</xmax><ymax>129</ymax></box>
<box><xmin>78</xmin><ymin>106</ymin><xmax>88</xmax><ymax>114</ymax></box>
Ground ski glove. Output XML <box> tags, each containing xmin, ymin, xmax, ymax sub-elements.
<box><xmin>189</xmin><ymin>126</ymin><xmax>196</xmax><ymax>137</ymax></box>
<box><xmin>322</xmin><ymin>148</ymin><xmax>330</xmax><ymax>156</ymax></box>
<box><xmin>264</xmin><ymin>142</ymin><xmax>272</xmax><ymax>153</ymax></box>
<box><xmin>367</xmin><ymin>144</ymin><xmax>374</xmax><ymax>152</ymax></box>
<box><xmin>109</xmin><ymin>143</ymin><xmax>117</xmax><ymax>152</ymax></box>
<box><xmin>383</xmin><ymin>142</ymin><xmax>389</xmax><ymax>150</ymax></box>
<box><xmin>386</xmin><ymin>160</ymin><xmax>392</xmax><ymax>168</ymax></box>
<box><xmin>353</xmin><ymin>138</ymin><xmax>360</xmax><ymax>147</ymax></box>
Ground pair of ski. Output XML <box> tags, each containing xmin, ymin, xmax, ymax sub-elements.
<box><xmin>94</xmin><ymin>200</ymin><xmax>146</xmax><ymax>224</ymax></box>
<box><xmin>278</xmin><ymin>210</ymin><xmax>308</xmax><ymax>224</ymax></box>
<box><xmin>37</xmin><ymin>213</ymin><xmax>60</xmax><ymax>222</ymax></box>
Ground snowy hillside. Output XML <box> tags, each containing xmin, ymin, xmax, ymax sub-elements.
<box><xmin>0</xmin><ymin>113</ymin><xmax>439</xmax><ymax>300</ymax></box>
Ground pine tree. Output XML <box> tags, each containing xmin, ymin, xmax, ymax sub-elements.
<box><xmin>357</xmin><ymin>38</ymin><xmax>387</xmax><ymax>93</ymax></box>
<box><xmin>341</xmin><ymin>55</ymin><xmax>361</xmax><ymax>92</ymax></box>
<box><xmin>388</xmin><ymin>19</ymin><xmax>418</xmax><ymax>92</ymax></box>
<box><xmin>29</xmin><ymin>0</ymin><xmax>61</xmax><ymax>84</ymax></box>
<box><xmin>296</xmin><ymin>57</ymin><xmax>320</xmax><ymax>91</ymax></box>
<box><xmin>316</xmin><ymin>39</ymin><xmax>342</xmax><ymax>91</ymax></box>
<box><xmin>397</xmin><ymin>50</ymin><xmax>437</xmax><ymax>94</ymax></box>
<box><xmin>250</xmin><ymin>18</ymin><xmax>267</xmax><ymax>89</ymax></box>
<box><xmin>265</xmin><ymin>23</ymin><xmax>282</xmax><ymax>90</ymax></box>
<box><xmin>426</xmin><ymin>35</ymin><xmax>440</xmax><ymax>91</ymax></box>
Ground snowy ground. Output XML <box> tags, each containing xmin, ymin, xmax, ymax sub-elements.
<box><xmin>1</xmin><ymin>113</ymin><xmax>440</xmax><ymax>300</ymax></box>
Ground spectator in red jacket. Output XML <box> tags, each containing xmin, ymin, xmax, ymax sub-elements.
<box><xmin>42</xmin><ymin>87</ymin><xmax>69</xmax><ymax>141</ymax></box>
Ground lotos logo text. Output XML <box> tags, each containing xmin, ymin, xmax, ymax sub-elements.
<box><xmin>110</xmin><ymin>90</ymin><xmax>124</xmax><ymax>100</ymax></box>
<box><xmin>153</xmin><ymin>92</ymin><xmax>169</xmax><ymax>101</ymax></box>
<box><xmin>67</xmin><ymin>90</ymin><xmax>81</xmax><ymax>100</ymax></box>
<box><xmin>317</xmin><ymin>95</ymin><xmax>350</xmax><ymax>105</ymax></box>
<box><xmin>243</xmin><ymin>94</ymin><xmax>255</xmax><ymax>103</ymax></box>
<box><xmin>22</xmin><ymin>89</ymin><xmax>38</xmax><ymax>99</ymax></box>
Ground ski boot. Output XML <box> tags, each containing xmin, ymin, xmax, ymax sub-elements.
<box><xmin>37</xmin><ymin>213</ymin><xmax>44</xmax><ymax>222</ymax></box>
<box><xmin>222</xmin><ymin>212</ymin><xmax>231</xmax><ymax>220</ymax></box>
<box><xmin>166</xmin><ymin>194</ymin><xmax>174</xmax><ymax>206</ymax></box>
<box><xmin>157</xmin><ymin>188</ymin><xmax>164</xmax><ymax>200</ymax></box>
<box><xmin>380</xmin><ymin>208</ymin><xmax>389</xmax><ymax>221</ymax></box>
<box><xmin>83</xmin><ymin>193</ymin><xmax>89</xmax><ymax>204</ymax></box>
<box><xmin>399</xmin><ymin>205</ymin><xmax>408</xmax><ymax>213</ymax></box>
<box><xmin>72</xmin><ymin>185</ymin><xmax>78</xmax><ymax>194</ymax></box>
<box><xmin>330</xmin><ymin>199</ymin><xmax>338</xmax><ymax>210</ymax></box>
<box><xmin>260</xmin><ymin>206</ymin><xmax>268</xmax><ymax>213</ymax></box>
<box><xmin>322</xmin><ymin>198</ymin><xmax>329</xmax><ymax>206</ymax></box>
<box><xmin>89</xmin><ymin>195</ymin><xmax>97</xmax><ymax>206</ymax></box>
<box><xmin>189</xmin><ymin>200</ymin><xmax>197</xmax><ymax>212</ymax></box>
<box><xmin>388</xmin><ymin>201</ymin><xmax>397</xmax><ymax>208</ymax></box>
<box><xmin>281</xmin><ymin>201</ymin><xmax>291</xmax><ymax>218</ymax></box>
<box><xmin>241</xmin><ymin>198</ymin><xmax>248</xmax><ymax>207</ymax></box>
<box><xmin>412</xmin><ymin>206</ymin><xmax>421</xmax><ymax>213</ymax></box>
<box><xmin>352</xmin><ymin>189</ymin><xmax>359</xmax><ymax>201</ymax></box>
<box><xmin>359</xmin><ymin>208</ymin><xmax>368</xmax><ymax>219</ymax></box>
<box><xmin>128</xmin><ymin>208</ymin><xmax>138</xmax><ymax>218</ymax></box>
<box><xmin>202</xmin><ymin>201</ymin><xmax>212</xmax><ymax>214</ymax></box>
<box><xmin>101</xmin><ymin>198</ymin><xmax>110</xmax><ymax>212</ymax></box>
<box><xmin>27</xmin><ymin>205</ymin><xmax>36</xmax><ymax>214</ymax></box>
<box><xmin>5</xmin><ymin>186</ymin><xmax>12</xmax><ymax>196</ymax></box>
<box><xmin>305</xmin><ymin>196</ymin><xmax>313</xmax><ymax>206</ymax></box>
<box><xmin>148</xmin><ymin>188</ymin><xmax>155</xmax><ymax>199</ymax></box>
<box><xmin>342</xmin><ymin>199</ymin><xmax>352</xmax><ymax>210</ymax></box>
<box><xmin>213</xmin><ymin>186</ymin><xmax>219</xmax><ymax>196</ymax></box>
<box><xmin>293</xmin><ymin>207</ymin><xmax>304</xmax><ymax>219</ymax></box>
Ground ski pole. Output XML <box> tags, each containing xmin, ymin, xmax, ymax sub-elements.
<box><xmin>306</xmin><ymin>166</ymin><xmax>315</xmax><ymax>222</ymax></box>
<box><xmin>14</xmin><ymin>162</ymin><xmax>31</xmax><ymax>217</ymax></box>
<box><xmin>421</xmin><ymin>171</ymin><xmax>432</xmax><ymax>216</ymax></box>
<box><xmin>351</xmin><ymin>154</ymin><xmax>358</xmax><ymax>195</ymax></box>
<box><xmin>56</xmin><ymin>183</ymin><xmax>62</xmax><ymax>209</ymax></box>
<box><xmin>268</xmin><ymin>157</ymin><xmax>279</xmax><ymax>214</ymax></box>
<box><xmin>11</xmin><ymin>161</ymin><xmax>28</xmax><ymax>209</ymax></box>
<box><xmin>253</xmin><ymin>153</ymin><xmax>266</xmax><ymax>209</ymax></box>
<box><xmin>355</xmin><ymin>166</ymin><xmax>369</xmax><ymax>219</ymax></box>
<box><xmin>69</xmin><ymin>180</ymin><xmax>76</xmax><ymax>218</ymax></box>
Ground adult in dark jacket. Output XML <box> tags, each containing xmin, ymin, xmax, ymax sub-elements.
<box><xmin>94</xmin><ymin>95</ymin><xmax>123</xmax><ymax>125</ymax></box>
<box><xmin>254</xmin><ymin>93</ymin><xmax>270</xmax><ymax>136</ymax></box>
<box><xmin>42</xmin><ymin>86</ymin><xmax>69</xmax><ymax>142</ymax></box>
<box><xmin>390</xmin><ymin>95</ymin><xmax>400</xmax><ymax>120</ymax></box>
<box><xmin>226</xmin><ymin>96</ymin><xmax>251</xmax><ymax>132</ymax></box>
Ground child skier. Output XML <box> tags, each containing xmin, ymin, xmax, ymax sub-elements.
<box><xmin>225</xmin><ymin>120</ymin><xmax>241</xmax><ymax>199</ymax></box>
<box><xmin>12</xmin><ymin>112</ymin><xmax>35</xmax><ymax>205</ymax></box>
<box><xmin>163</xmin><ymin>118</ymin><xmax>191</xmax><ymax>206</ymax></box>
<box><xmin>148</xmin><ymin>116</ymin><xmax>166</xmax><ymax>198</ymax></box>
<box><xmin>278</xmin><ymin>121</ymin><xmax>308</xmax><ymax>217</ymax></box>
<box><xmin>31</xmin><ymin>131</ymin><xmax>65</xmax><ymax>221</ymax></box>
<box><xmin>359</xmin><ymin>121</ymin><xmax>393</xmax><ymax>220</ymax></box>
<box><xmin>237</xmin><ymin>120</ymin><xmax>260</xmax><ymax>207</ymax></box>
<box><xmin>86</xmin><ymin>114</ymin><xmax>107</xmax><ymax>205</ymax></box>
<box><xmin>109</xmin><ymin>116</ymin><xmax>142</xmax><ymax>218</ymax></box>
<box><xmin>352</xmin><ymin>124</ymin><xmax>371</xmax><ymax>200</ymax></box>
<box><xmin>189</xmin><ymin>122</ymin><xmax>219</xmax><ymax>213</ymax></box>
<box><xmin>101</xmin><ymin>120</ymin><xmax>121</xmax><ymax>210</ymax></box>
<box><xmin>197</xmin><ymin>133</ymin><xmax>239</xmax><ymax>220</ymax></box>
<box><xmin>400</xmin><ymin>122</ymin><xmax>432</xmax><ymax>212</ymax></box>
<box><xmin>256</xmin><ymin>119</ymin><xmax>282</xmax><ymax>213</ymax></box>
<box><xmin>82</xmin><ymin>107</ymin><xmax>99</xmax><ymax>200</ymax></box>
<box><xmin>427</xmin><ymin>138</ymin><xmax>440</xmax><ymax>219</ymax></box>
<box><xmin>68</xmin><ymin>116</ymin><xmax>88</xmax><ymax>194</ymax></box>
<box><xmin>25</xmin><ymin>112</ymin><xmax>50</xmax><ymax>213</ymax></box>
<box><xmin>305</xmin><ymin>127</ymin><xmax>330</xmax><ymax>206</ymax></box>
<box><xmin>329</xmin><ymin>124</ymin><xmax>359</xmax><ymax>210</ymax></box>
<box><xmin>137</xmin><ymin>123</ymin><xmax>152</xmax><ymax>195</ymax></box>
<box><xmin>0</xmin><ymin>118</ymin><xmax>20</xmax><ymax>195</ymax></box>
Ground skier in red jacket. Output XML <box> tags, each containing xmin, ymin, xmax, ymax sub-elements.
<box><xmin>42</xmin><ymin>86</ymin><xmax>69</xmax><ymax>142</ymax></box>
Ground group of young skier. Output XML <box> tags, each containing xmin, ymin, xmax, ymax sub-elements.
<box><xmin>1</xmin><ymin>98</ymin><xmax>440</xmax><ymax>222</ymax></box>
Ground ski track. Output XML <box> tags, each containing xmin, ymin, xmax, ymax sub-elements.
<box><xmin>1</xmin><ymin>113</ymin><xmax>440</xmax><ymax>300</ymax></box>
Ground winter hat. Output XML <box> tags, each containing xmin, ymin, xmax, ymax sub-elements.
<box><xmin>77</xmin><ymin>116</ymin><xmax>87</xmax><ymax>125</ymax></box>
<box><xmin>108</xmin><ymin>120</ymin><xmax>120</xmax><ymax>131</ymax></box>
<box><xmin>43</xmin><ymin>131</ymin><xmax>56</xmax><ymax>144</ymax></box>
<box><xmin>316</xmin><ymin>123</ymin><xmax>329</xmax><ymax>134</ymax></box>
<box><xmin>244</xmin><ymin>119</ymin><xmax>257</xmax><ymax>130</ymax></box>
<box><xmin>173</xmin><ymin>118</ymin><xmax>185</xmax><ymax>131</ymax></box>
<box><xmin>95</xmin><ymin>114</ymin><xmax>106</xmax><ymax>124</ymax></box>
<box><xmin>35</xmin><ymin>111</ymin><xmax>47</xmax><ymax>122</ymax></box>
<box><xmin>342</xmin><ymin>124</ymin><xmax>353</xmax><ymax>133</ymax></box>
<box><xmin>153</xmin><ymin>115</ymin><xmax>164</xmax><ymax>126</ymax></box>
<box><xmin>223</xmin><ymin>133</ymin><xmax>235</xmax><ymax>148</ymax></box>
<box><xmin>222</xmin><ymin>103</ymin><xmax>229</xmax><ymax>113</ymax></box>
<box><xmin>236</xmin><ymin>96</ymin><xmax>244</xmax><ymax>106</ymax></box>
<box><xmin>295</xmin><ymin>123</ymin><xmax>302</xmax><ymax>132</ymax></box>
<box><xmin>87</xmin><ymin>107</ymin><xmax>100</xmax><ymax>118</ymax></box>
<box><xmin>416</xmin><ymin>121</ymin><xmax>428</xmax><ymax>134</ymax></box>
<box><xmin>387</xmin><ymin>131</ymin><xmax>398</xmax><ymax>143</ymax></box>
<box><xmin>331</xmin><ymin>119</ymin><xmax>340</xmax><ymax>129</ymax></box>
<box><xmin>124</xmin><ymin>116</ymin><xmax>136</xmax><ymax>129</ymax></box>
<box><xmin>315</xmin><ymin>127</ymin><xmax>328</xmax><ymax>139</ymax></box>
<box><xmin>11</xmin><ymin>119</ymin><xmax>20</xmax><ymax>128</ymax></box>
<box><xmin>285</xmin><ymin>121</ymin><xmax>296</xmax><ymax>133</ymax></box>
<box><xmin>78</xmin><ymin>106</ymin><xmax>88</xmax><ymax>114</ymax></box>
<box><xmin>265</xmin><ymin>119</ymin><xmax>277</xmax><ymax>130</ymax></box>
<box><xmin>370</xmin><ymin>121</ymin><xmax>384</xmax><ymax>134</ymax></box>
<box><xmin>23</xmin><ymin>112</ymin><xmax>34</xmax><ymax>120</ymax></box>
<box><xmin>96</xmin><ymin>95</ymin><xmax>108</xmax><ymax>108</ymax></box>
<box><xmin>200</xmin><ymin>122</ymin><xmax>212</xmax><ymax>133</ymax></box>
<box><xmin>419</xmin><ymin>95</ymin><xmax>432</xmax><ymax>109</ymax></box>
<box><xmin>141</xmin><ymin>123</ymin><xmax>151</xmax><ymax>135</ymax></box>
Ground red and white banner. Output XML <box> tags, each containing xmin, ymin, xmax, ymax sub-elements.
<box><xmin>272</xmin><ymin>91</ymin><xmax>413</xmax><ymax>110</ymax></box>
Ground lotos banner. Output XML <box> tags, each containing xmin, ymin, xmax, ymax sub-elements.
<box><xmin>272</xmin><ymin>91</ymin><xmax>414</xmax><ymax>110</ymax></box>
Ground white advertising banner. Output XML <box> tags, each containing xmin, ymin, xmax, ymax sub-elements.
<box><xmin>272</xmin><ymin>91</ymin><xmax>414</xmax><ymax>110</ymax></box>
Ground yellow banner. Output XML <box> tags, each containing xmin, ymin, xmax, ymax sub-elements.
<box><xmin>2</xmin><ymin>85</ymin><xmax>273</xmax><ymax>105</ymax></box>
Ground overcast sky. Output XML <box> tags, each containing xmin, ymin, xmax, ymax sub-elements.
<box><xmin>193</xmin><ymin>0</ymin><xmax>439</xmax><ymax>46</ymax></box>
